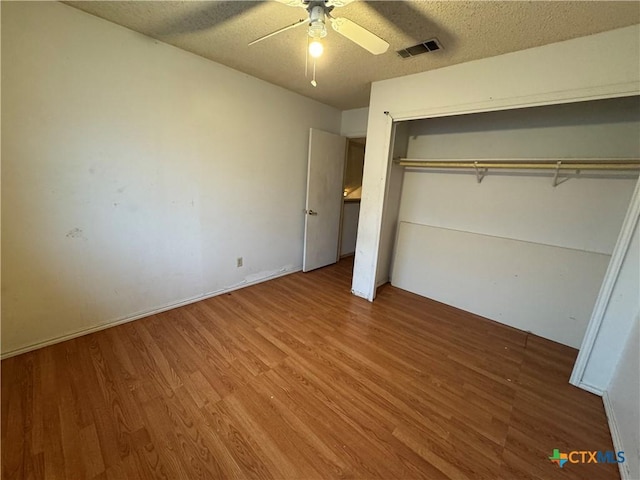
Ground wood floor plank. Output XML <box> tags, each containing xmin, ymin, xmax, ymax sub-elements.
<box><xmin>2</xmin><ymin>357</ymin><xmax>26</xmax><ymax>479</ymax></box>
<box><xmin>248</xmin><ymin>373</ymin><xmax>351</xmax><ymax>479</ymax></box>
<box><xmin>201</xmin><ymin>400</ymin><xmax>275</xmax><ymax>480</ymax></box>
<box><xmin>40</xmin><ymin>347</ymin><xmax>67</xmax><ymax>479</ymax></box>
<box><xmin>262</xmin><ymin>367</ymin><xmax>414</xmax><ymax>480</ymax></box>
<box><xmin>71</xmin><ymin>338</ymin><xmax>128</xmax><ymax>472</ymax></box>
<box><xmin>1</xmin><ymin>258</ymin><xmax>620</xmax><ymax>479</ymax></box>
<box><xmin>135</xmin><ymin>396</ymin><xmax>213</xmax><ymax>480</ymax></box>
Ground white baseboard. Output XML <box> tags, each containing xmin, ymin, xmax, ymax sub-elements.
<box><xmin>577</xmin><ymin>381</ymin><xmax>605</xmax><ymax>397</ymax></box>
<box><xmin>603</xmin><ymin>391</ymin><xmax>632</xmax><ymax>480</ymax></box>
<box><xmin>1</xmin><ymin>266</ymin><xmax>301</xmax><ymax>360</ymax></box>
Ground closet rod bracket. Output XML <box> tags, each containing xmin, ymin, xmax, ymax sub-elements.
<box><xmin>474</xmin><ymin>161</ymin><xmax>487</xmax><ymax>184</ymax></box>
<box><xmin>552</xmin><ymin>161</ymin><xmax>570</xmax><ymax>187</ymax></box>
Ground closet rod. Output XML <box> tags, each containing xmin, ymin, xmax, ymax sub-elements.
<box><xmin>396</xmin><ymin>159</ymin><xmax>640</xmax><ymax>170</ymax></box>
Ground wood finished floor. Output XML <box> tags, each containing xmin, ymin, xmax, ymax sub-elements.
<box><xmin>2</xmin><ymin>258</ymin><xmax>619</xmax><ymax>480</ymax></box>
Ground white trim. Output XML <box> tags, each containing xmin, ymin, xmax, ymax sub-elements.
<box><xmin>388</xmin><ymin>85</ymin><xmax>639</xmax><ymax>123</ymax></box>
<box><xmin>603</xmin><ymin>391</ymin><xmax>631</xmax><ymax>480</ymax></box>
<box><xmin>368</xmin><ymin>114</ymin><xmax>395</xmax><ymax>300</ymax></box>
<box><xmin>351</xmin><ymin>289</ymin><xmax>368</xmax><ymax>298</ymax></box>
<box><xmin>0</xmin><ymin>266</ymin><xmax>301</xmax><ymax>360</ymax></box>
<box><xmin>570</xmin><ymin>177</ymin><xmax>640</xmax><ymax>387</ymax></box>
<box><xmin>353</xmin><ymin>113</ymin><xmax>393</xmax><ymax>301</ymax></box>
<box><xmin>373</xmin><ymin>120</ymin><xmax>399</xmax><ymax>290</ymax></box>
<box><xmin>577</xmin><ymin>382</ymin><xmax>605</xmax><ymax>397</ymax></box>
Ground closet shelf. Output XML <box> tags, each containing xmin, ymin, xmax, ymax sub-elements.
<box><xmin>395</xmin><ymin>158</ymin><xmax>640</xmax><ymax>170</ymax></box>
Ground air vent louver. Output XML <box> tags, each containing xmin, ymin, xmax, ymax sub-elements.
<box><xmin>396</xmin><ymin>38</ymin><xmax>442</xmax><ymax>58</ymax></box>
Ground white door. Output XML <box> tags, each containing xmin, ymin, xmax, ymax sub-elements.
<box><xmin>303</xmin><ymin>128</ymin><xmax>347</xmax><ymax>272</ymax></box>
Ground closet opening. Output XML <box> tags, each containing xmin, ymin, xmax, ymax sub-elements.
<box><xmin>375</xmin><ymin>96</ymin><xmax>640</xmax><ymax>350</ymax></box>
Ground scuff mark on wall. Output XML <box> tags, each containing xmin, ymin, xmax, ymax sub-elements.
<box><xmin>65</xmin><ymin>228</ymin><xmax>85</xmax><ymax>239</ymax></box>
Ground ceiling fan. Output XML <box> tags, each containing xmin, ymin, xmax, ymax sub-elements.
<box><xmin>249</xmin><ymin>0</ymin><xmax>390</xmax><ymax>60</ymax></box>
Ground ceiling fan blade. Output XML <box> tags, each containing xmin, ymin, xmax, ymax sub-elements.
<box><xmin>272</xmin><ymin>0</ymin><xmax>307</xmax><ymax>8</ymax></box>
<box><xmin>273</xmin><ymin>0</ymin><xmax>354</xmax><ymax>6</ymax></box>
<box><xmin>328</xmin><ymin>0</ymin><xmax>356</xmax><ymax>7</ymax></box>
<box><xmin>249</xmin><ymin>18</ymin><xmax>308</xmax><ymax>46</ymax></box>
<box><xmin>330</xmin><ymin>17</ymin><xmax>389</xmax><ymax>55</ymax></box>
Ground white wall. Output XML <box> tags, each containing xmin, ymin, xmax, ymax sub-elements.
<box><xmin>606</xmin><ymin>313</ymin><xmax>639</xmax><ymax>480</ymax></box>
<box><xmin>1</xmin><ymin>2</ymin><xmax>341</xmax><ymax>356</ymax></box>
<box><xmin>352</xmin><ymin>25</ymin><xmax>640</xmax><ymax>301</ymax></box>
<box><xmin>392</xmin><ymin>223</ymin><xmax>612</xmax><ymax>348</ymax></box>
<box><xmin>407</xmin><ymin>96</ymin><xmax>640</xmax><ymax>168</ymax></box>
<box><xmin>340</xmin><ymin>202</ymin><xmax>360</xmax><ymax>256</ymax></box>
<box><xmin>340</xmin><ymin>107</ymin><xmax>368</xmax><ymax>138</ymax></box>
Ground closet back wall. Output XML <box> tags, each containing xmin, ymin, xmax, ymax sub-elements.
<box><xmin>391</xmin><ymin>97</ymin><xmax>639</xmax><ymax>348</ymax></box>
<box><xmin>1</xmin><ymin>2</ymin><xmax>340</xmax><ymax>356</ymax></box>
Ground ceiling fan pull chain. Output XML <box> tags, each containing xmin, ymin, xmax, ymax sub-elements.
<box><xmin>311</xmin><ymin>59</ymin><xmax>317</xmax><ymax>87</ymax></box>
<box><xmin>305</xmin><ymin>35</ymin><xmax>309</xmax><ymax>78</ymax></box>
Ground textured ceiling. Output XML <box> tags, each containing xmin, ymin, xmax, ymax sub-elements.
<box><xmin>64</xmin><ymin>1</ymin><xmax>640</xmax><ymax>110</ymax></box>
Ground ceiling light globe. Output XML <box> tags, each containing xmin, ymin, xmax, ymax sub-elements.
<box><xmin>309</xmin><ymin>40</ymin><xmax>324</xmax><ymax>58</ymax></box>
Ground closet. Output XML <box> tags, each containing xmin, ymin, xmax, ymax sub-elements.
<box><xmin>387</xmin><ymin>96</ymin><xmax>640</xmax><ymax>348</ymax></box>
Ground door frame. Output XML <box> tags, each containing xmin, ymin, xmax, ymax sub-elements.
<box><xmin>569</xmin><ymin>177</ymin><xmax>640</xmax><ymax>391</ymax></box>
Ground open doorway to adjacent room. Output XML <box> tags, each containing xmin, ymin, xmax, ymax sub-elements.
<box><xmin>338</xmin><ymin>137</ymin><xmax>366</xmax><ymax>260</ymax></box>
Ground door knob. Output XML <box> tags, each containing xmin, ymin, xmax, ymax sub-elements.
<box><xmin>307</xmin><ymin>209</ymin><xmax>318</xmax><ymax>216</ymax></box>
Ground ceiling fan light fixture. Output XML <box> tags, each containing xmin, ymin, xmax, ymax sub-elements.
<box><xmin>309</xmin><ymin>40</ymin><xmax>324</xmax><ymax>58</ymax></box>
<box><xmin>308</xmin><ymin>22</ymin><xmax>327</xmax><ymax>39</ymax></box>
<box><xmin>308</xmin><ymin>3</ymin><xmax>327</xmax><ymax>39</ymax></box>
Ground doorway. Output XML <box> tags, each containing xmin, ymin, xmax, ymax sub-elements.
<box><xmin>338</xmin><ymin>137</ymin><xmax>366</xmax><ymax>259</ymax></box>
